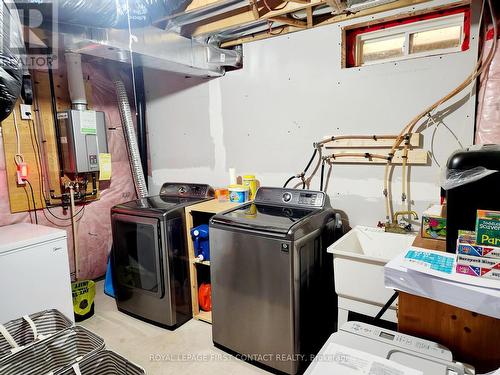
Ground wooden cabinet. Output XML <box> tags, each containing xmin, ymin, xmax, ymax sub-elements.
<box><xmin>184</xmin><ymin>200</ymin><xmax>240</xmax><ymax>324</ymax></box>
<box><xmin>398</xmin><ymin>292</ymin><xmax>500</xmax><ymax>373</ymax></box>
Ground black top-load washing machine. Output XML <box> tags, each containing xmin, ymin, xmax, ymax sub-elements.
<box><xmin>209</xmin><ymin>187</ymin><xmax>343</xmax><ymax>375</ymax></box>
<box><xmin>111</xmin><ymin>183</ymin><xmax>214</xmax><ymax>329</ymax></box>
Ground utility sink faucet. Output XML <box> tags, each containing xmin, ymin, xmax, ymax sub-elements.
<box><xmin>385</xmin><ymin>211</ymin><xmax>419</xmax><ymax>234</ymax></box>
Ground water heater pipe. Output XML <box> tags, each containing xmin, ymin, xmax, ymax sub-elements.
<box><xmin>65</xmin><ymin>52</ymin><xmax>87</xmax><ymax>111</ymax></box>
<box><xmin>107</xmin><ymin>66</ymin><xmax>149</xmax><ymax>198</ymax></box>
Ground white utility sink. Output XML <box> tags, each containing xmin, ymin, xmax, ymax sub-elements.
<box><xmin>328</xmin><ymin>226</ymin><xmax>416</xmax><ymax>325</ymax></box>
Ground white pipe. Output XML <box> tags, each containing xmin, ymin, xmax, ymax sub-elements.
<box><xmin>65</xmin><ymin>52</ymin><xmax>87</xmax><ymax>110</ymax></box>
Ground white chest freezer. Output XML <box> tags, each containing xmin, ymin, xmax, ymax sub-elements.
<box><xmin>0</xmin><ymin>223</ymin><xmax>74</xmax><ymax>323</ymax></box>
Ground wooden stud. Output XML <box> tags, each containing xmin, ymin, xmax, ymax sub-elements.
<box><xmin>306</xmin><ymin>6</ymin><xmax>313</xmax><ymax>28</ymax></box>
<box><xmin>269</xmin><ymin>15</ymin><xmax>307</xmax><ymax>28</ymax></box>
<box><xmin>190</xmin><ymin>0</ymin><xmax>324</xmax><ymax>36</ymax></box>
<box><xmin>218</xmin><ymin>0</ymin><xmax>435</xmax><ymax>46</ymax></box>
<box><xmin>249</xmin><ymin>0</ymin><xmax>260</xmax><ymax>19</ymax></box>
<box><xmin>331</xmin><ymin>0</ymin><xmax>346</xmax><ymax>13</ymax></box>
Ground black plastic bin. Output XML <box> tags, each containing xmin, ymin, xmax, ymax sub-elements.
<box><xmin>445</xmin><ymin>145</ymin><xmax>500</xmax><ymax>253</ymax></box>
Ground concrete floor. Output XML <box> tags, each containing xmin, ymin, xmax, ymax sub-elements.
<box><xmin>80</xmin><ymin>281</ymin><xmax>269</xmax><ymax>374</ymax></box>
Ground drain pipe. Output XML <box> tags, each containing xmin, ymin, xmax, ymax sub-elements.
<box><xmin>107</xmin><ymin>65</ymin><xmax>149</xmax><ymax>198</ymax></box>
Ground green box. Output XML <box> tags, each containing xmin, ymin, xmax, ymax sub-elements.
<box><xmin>422</xmin><ymin>215</ymin><xmax>447</xmax><ymax>240</ymax></box>
<box><xmin>476</xmin><ymin>210</ymin><xmax>500</xmax><ymax>247</ymax></box>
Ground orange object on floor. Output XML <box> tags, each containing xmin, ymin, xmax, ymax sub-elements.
<box><xmin>198</xmin><ymin>283</ymin><xmax>212</xmax><ymax>312</ymax></box>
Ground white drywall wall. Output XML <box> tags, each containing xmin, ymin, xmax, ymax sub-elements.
<box><xmin>145</xmin><ymin>0</ymin><xmax>480</xmax><ymax>227</ymax></box>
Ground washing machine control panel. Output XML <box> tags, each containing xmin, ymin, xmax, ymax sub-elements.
<box><xmin>255</xmin><ymin>187</ymin><xmax>325</xmax><ymax>208</ymax></box>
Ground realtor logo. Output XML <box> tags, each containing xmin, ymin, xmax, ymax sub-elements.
<box><xmin>2</xmin><ymin>0</ymin><xmax>58</xmax><ymax>69</ymax></box>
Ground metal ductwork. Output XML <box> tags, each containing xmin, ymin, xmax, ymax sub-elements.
<box><xmin>38</xmin><ymin>24</ymin><xmax>241</xmax><ymax>77</ymax></box>
<box><xmin>107</xmin><ymin>66</ymin><xmax>149</xmax><ymax>199</ymax></box>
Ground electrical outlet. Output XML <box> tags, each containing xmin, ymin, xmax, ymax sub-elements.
<box><xmin>20</xmin><ymin>104</ymin><xmax>32</xmax><ymax>120</ymax></box>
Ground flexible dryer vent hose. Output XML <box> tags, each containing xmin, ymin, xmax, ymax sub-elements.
<box><xmin>107</xmin><ymin>67</ymin><xmax>149</xmax><ymax>199</ymax></box>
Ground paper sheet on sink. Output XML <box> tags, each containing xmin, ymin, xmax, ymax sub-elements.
<box><xmin>385</xmin><ymin>248</ymin><xmax>500</xmax><ymax>319</ymax></box>
<box><xmin>308</xmin><ymin>343</ymin><xmax>422</xmax><ymax>375</ymax></box>
<box><xmin>400</xmin><ymin>247</ymin><xmax>500</xmax><ymax>290</ymax></box>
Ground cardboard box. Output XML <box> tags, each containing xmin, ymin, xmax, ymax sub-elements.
<box><xmin>457</xmin><ymin>230</ymin><xmax>476</xmax><ymax>244</ymax></box>
<box><xmin>421</xmin><ymin>205</ymin><xmax>446</xmax><ymax>240</ymax></box>
<box><xmin>456</xmin><ymin>230</ymin><xmax>500</xmax><ymax>258</ymax></box>
<box><xmin>457</xmin><ymin>243</ymin><xmax>500</xmax><ymax>259</ymax></box>
<box><xmin>456</xmin><ymin>254</ymin><xmax>500</xmax><ymax>269</ymax></box>
<box><xmin>476</xmin><ymin>210</ymin><xmax>500</xmax><ymax>246</ymax></box>
<box><xmin>455</xmin><ymin>264</ymin><xmax>500</xmax><ymax>280</ymax></box>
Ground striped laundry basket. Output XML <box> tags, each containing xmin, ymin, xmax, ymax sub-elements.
<box><xmin>0</xmin><ymin>326</ymin><xmax>104</xmax><ymax>375</ymax></box>
<box><xmin>55</xmin><ymin>350</ymin><xmax>146</xmax><ymax>375</ymax></box>
<box><xmin>0</xmin><ymin>309</ymin><xmax>72</xmax><ymax>360</ymax></box>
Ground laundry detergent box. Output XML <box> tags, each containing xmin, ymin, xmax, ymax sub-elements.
<box><xmin>476</xmin><ymin>210</ymin><xmax>500</xmax><ymax>246</ymax></box>
<box><xmin>456</xmin><ymin>264</ymin><xmax>500</xmax><ymax>280</ymax></box>
<box><xmin>456</xmin><ymin>254</ymin><xmax>500</xmax><ymax>269</ymax></box>
<box><xmin>456</xmin><ymin>230</ymin><xmax>500</xmax><ymax>259</ymax></box>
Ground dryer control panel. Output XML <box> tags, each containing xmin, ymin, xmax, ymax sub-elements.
<box><xmin>160</xmin><ymin>183</ymin><xmax>214</xmax><ymax>198</ymax></box>
<box><xmin>254</xmin><ymin>187</ymin><xmax>325</xmax><ymax>208</ymax></box>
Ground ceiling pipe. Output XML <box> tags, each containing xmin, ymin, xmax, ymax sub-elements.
<box><xmin>65</xmin><ymin>52</ymin><xmax>87</xmax><ymax>111</ymax></box>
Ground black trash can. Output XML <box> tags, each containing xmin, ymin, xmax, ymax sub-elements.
<box><xmin>444</xmin><ymin>145</ymin><xmax>500</xmax><ymax>253</ymax></box>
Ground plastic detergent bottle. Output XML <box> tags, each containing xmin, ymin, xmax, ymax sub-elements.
<box><xmin>243</xmin><ymin>175</ymin><xmax>257</xmax><ymax>200</ymax></box>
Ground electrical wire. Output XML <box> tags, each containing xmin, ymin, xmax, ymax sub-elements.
<box><xmin>283</xmin><ymin>175</ymin><xmax>296</xmax><ymax>188</ymax></box>
<box><xmin>320</xmin><ymin>159</ymin><xmax>325</xmax><ymax>191</ymax></box>
<box><xmin>28</xmin><ymin>115</ymin><xmax>86</xmax><ymax>223</ymax></box>
<box><xmin>12</xmin><ymin>108</ymin><xmax>24</xmax><ymax>166</ymax></box>
<box><xmin>41</xmin><ymin>203</ymin><xmax>86</xmax><ymax>228</ymax></box>
<box><xmin>23</xmin><ymin>186</ymin><xmax>33</xmax><ymax>224</ymax></box>
<box><xmin>25</xmin><ymin>180</ymin><xmax>38</xmax><ymax>224</ymax></box>
<box><xmin>262</xmin><ymin>0</ymin><xmax>289</xmax><ymax>12</ymax></box>
<box><xmin>283</xmin><ymin>148</ymin><xmax>318</xmax><ymax>188</ymax></box>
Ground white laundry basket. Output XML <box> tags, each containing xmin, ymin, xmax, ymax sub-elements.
<box><xmin>55</xmin><ymin>350</ymin><xmax>146</xmax><ymax>375</ymax></box>
<box><xmin>0</xmin><ymin>309</ymin><xmax>72</xmax><ymax>360</ymax></box>
<box><xmin>0</xmin><ymin>326</ymin><xmax>104</xmax><ymax>375</ymax></box>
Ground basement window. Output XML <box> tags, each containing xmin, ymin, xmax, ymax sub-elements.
<box><xmin>345</xmin><ymin>7</ymin><xmax>470</xmax><ymax>67</ymax></box>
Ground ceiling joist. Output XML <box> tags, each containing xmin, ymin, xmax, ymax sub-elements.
<box><xmin>216</xmin><ymin>0</ymin><xmax>470</xmax><ymax>47</ymax></box>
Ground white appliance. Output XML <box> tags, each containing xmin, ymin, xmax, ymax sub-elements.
<box><xmin>304</xmin><ymin>321</ymin><xmax>474</xmax><ymax>375</ymax></box>
<box><xmin>0</xmin><ymin>223</ymin><xmax>74</xmax><ymax>323</ymax></box>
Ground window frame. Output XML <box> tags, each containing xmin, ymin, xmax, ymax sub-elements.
<box><xmin>344</xmin><ymin>6</ymin><xmax>470</xmax><ymax>68</ymax></box>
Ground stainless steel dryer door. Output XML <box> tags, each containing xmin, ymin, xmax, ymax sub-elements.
<box><xmin>112</xmin><ymin>214</ymin><xmax>164</xmax><ymax>298</ymax></box>
<box><xmin>210</xmin><ymin>226</ymin><xmax>296</xmax><ymax>374</ymax></box>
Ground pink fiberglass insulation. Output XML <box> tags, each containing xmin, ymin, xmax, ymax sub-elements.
<box><xmin>0</xmin><ymin>61</ymin><xmax>138</xmax><ymax>280</ymax></box>
<box><xmin>476</xmin><ymin>38</ymin><xmax>500</xmax><ymax>144</ymax></box>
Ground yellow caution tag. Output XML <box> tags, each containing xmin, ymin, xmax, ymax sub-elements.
<box><xmin>98</xmin><ymin>153</ymin><xmax>112</xmax><ymax>180</ymax></box>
